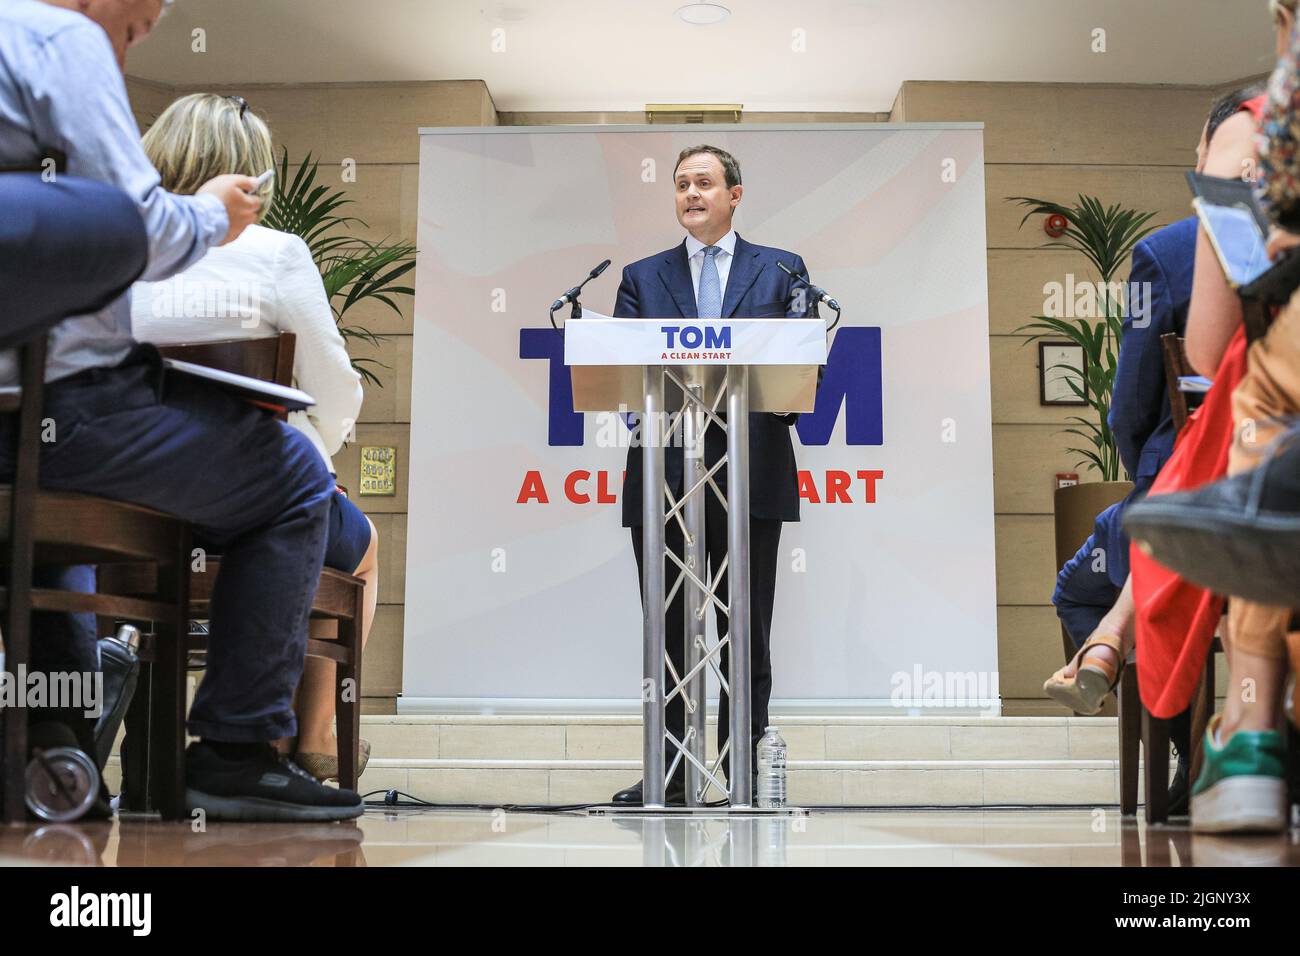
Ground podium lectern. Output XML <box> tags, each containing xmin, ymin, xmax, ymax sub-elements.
<box><xmin>566</xmin><ymin>312</ymin><xmax>826</xmax><ymax>809</ymax></box>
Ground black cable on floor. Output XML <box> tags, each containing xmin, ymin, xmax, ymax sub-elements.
<box><xmin>359</xmin><ymin>794</ymin><xmax>1130</xmax><ymax>814</ymax></box>
<box><xmin>360</xmin><ymin>790</ymin><xmax>602</xmax><ymax>813</ymax></box>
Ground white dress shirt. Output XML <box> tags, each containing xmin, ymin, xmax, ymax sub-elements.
<box><xmin>132</xmin><ymin>224</ymin><xmax>363</xmax><ymax>474</ymax></box>
<box><xmin>684</xmin><ymin>229</ymin><xmax>736</xmax><ymax>309</ymax></box>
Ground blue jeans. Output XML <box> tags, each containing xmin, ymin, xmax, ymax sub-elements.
<box><xmin>1053</xmin><ymin>530</ymin><xmax>1120</xmax><ymax>647</ymax></box>
<box><xmin>0</xmin><ymin>347</ymin><xmax>334</xmax><ymax>741</ymax></box>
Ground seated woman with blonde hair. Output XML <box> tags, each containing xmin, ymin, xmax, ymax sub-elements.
<box><xmin>132</xmin><ymin>92</ymin><xmax>377</xmax><ymax>782</ymax></box>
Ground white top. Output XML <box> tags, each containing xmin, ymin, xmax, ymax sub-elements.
<box><xmin>131</xmin><ymin>223</ymin><xmax>363</xmax><ymax>473</ymax></box>
<box><xmin>684</xmin><ymin>228</ymin><xmax>736</xmax><ymax>305</ymax></box>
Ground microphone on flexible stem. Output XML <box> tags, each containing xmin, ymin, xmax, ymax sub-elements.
<box><xmin>549</xmin><ymin>258</ymin><xmax>612</xmax><ymax>330</ymax></box>
<box><xmin>777</xmin><ymin>261</ymin><xmax>842</xmax><ymax>331</ymax></box>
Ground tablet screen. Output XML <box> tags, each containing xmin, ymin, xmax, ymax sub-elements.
<box><xmin>1196</xmin><ymin>201</ymin><xmax>1272</xmax><ymax>287</ymax></box>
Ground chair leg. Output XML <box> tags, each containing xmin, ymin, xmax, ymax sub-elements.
<box><xmin>1189</xmin><ymin>652</ymin><xmax>1216</xmax><ymax>784</ymax></box>
<box><xmin>2</xmin><ymin>338</ymin><xmax>45</xmax><ymax>824</ymax></box>
<box><xmin>120</xmin><ymin>663</ymin><xmax>152</xmax><ymax>813</ymax></box>
<box><xmin>1118</xmin><ymin>664</ymin><xmax>1140</xmax><ymax>817</ymax></box>
<box><xmin>150</xmin><ymin>530</ymin><xmax>190</xmax><ymax>821</ymax></box>
<box><xmin>1142</xmin><ymin>708</ymin><xmax>1171</xmax><ymax>825</ymax></box>
<box><xmin>1</xmin><ymin>657</ymin><xmax>28</xmax><ymax>823</ymax></box>
<box><xmin>335</xmin><ymin>585</ymin><xmax>363</xmax><ymax>793</ymax></box>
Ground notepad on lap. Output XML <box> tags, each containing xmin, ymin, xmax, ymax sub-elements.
<box><xmin>162</xmin><ymin>358</ymin><xmax>315</xmax><ymax>412</ymax></box>
<box><xmin>1177</xmin><ymin>375</ymin><xmax>1213</xmax><ymax>394</ymax></box>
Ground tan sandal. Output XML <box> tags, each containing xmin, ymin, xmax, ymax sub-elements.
<box><xmin>295</xmin><ymin>739</ymin><xmax>371</xmax><ymax>784</ymax></box>
<box><xmin>1043</xmin><ymin>632</ymin><xmax>1125</xmax><ymax>715</ymax></box>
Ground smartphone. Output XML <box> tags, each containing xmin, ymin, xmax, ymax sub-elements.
<box><xmin>250</xmin><ymin>168</ymin><xmax>274</xmax><ymax>191</ymax></box>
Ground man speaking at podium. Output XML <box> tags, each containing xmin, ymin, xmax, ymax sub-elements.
<box><xmin>611</xmin><ymin>145</ymin><xmax>812</xmax><ymax>805</ymax></box>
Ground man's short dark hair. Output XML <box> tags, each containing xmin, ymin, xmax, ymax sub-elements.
<box><xmin>673</xmin><ymin>145</ymin><xmax>742</xmax><ymax>188</ymax></box>
<box><xmin>1206</xmin><ymin>84</ymin><xmax>1265</xmax><ymax>145</ymax></box>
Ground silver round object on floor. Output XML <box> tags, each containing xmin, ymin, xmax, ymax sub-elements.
<box><xmin>26</xmin><ymin>746</ymin><xmax>100</xmax><ymax>822</ymax></box>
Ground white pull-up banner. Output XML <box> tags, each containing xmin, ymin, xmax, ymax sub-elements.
<box><xmin>404</xmin><ymin>124</ymin><xmax>997</xmax><ymax>712</ymax></box>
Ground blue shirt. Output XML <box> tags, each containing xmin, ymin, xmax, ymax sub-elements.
<box><xmin>0</xmin><ymin>0</ymin><xmax>228</xmax><ymax>383</ymax></box>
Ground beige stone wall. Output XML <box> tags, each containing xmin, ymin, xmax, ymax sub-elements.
<box><xmin>120</xmin><ymin>75</ymin><xmax>1256</xmax><ymax>714</ymax></box>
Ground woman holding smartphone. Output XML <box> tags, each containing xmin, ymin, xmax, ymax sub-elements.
<box><xmin>132</xmin><ymin>92</ymin><xmax>376</xmax><ymax>783</ymax></box>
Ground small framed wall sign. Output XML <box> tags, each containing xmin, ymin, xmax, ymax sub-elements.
<box><xmin>359</xmin><ymin>445</ymin><xmax>397</xmax><ymax>497</ymax></box>
<box><xmin>1039</xmin><ymin>341</ymin><xmax>1088</xmax><ymax>406</ymax></box>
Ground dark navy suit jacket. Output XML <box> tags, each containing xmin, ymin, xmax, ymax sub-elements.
<box><xmin>1054</xmin><ymin>216</ymin><xmax>1196</xmax><ymax>638</ymax></box>
<box><xmin>1109</xmin><ymin>215</ymin><xmax>1198</xmax><ymax>493</ymax></box>
<box><xmin>613</xmin><ymin>233</ymin><xmax>810</xmax><ymax>528</ymax></box>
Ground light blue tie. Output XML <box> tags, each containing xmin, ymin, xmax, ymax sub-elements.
<box><xmin>697</xmin><ymin>245</ymin><xmax>722</xmax><ymax>319</ymax></box>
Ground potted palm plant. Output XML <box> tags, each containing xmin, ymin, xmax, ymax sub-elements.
<box><xmin>262</xmin><ymin>150</ymin><xmax>416</xmax><ymax>388</ymax></box>
<box><xmin>1008</xmin><ymin>195</ymin><xmax>1162</xmax><ymax>607</ymax></box>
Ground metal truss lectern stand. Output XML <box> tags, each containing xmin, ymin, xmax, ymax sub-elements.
<box><xmin>566</xmin><ymin>313</ymin><xmax>826</xmax><ymax>809</ymax></box>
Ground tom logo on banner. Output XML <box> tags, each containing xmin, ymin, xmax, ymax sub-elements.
<box><xmin>519</xmin><ymin>325</ymin><xmax>884</xmax><ymax>448</ymax></box>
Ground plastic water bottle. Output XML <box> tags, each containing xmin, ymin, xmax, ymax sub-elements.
<box><xmin>756</xmin><ymin>726</ymin><xmax>787</xmax><ymax>808</ymax></box>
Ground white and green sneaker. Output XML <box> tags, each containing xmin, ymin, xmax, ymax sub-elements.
<box><xmin>1190</xmin><ymin>715</ymin><xmax>1287</xmax><ymax>833</ymax></box>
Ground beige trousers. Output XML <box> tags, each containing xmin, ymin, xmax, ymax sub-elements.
<box><xmin>1226</xmin><ymin>297</ymin><xmax>1300</xmax><ymax>661</ymax></box>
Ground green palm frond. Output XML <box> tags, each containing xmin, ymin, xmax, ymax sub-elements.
<box><xmin>1007</xmin><ymin>194</ymin><xmax>1162</xmax><ymax>481</ymax></box>
<box><xmin>262</xmin><ymin>149</ymin><xmax>417</xmax><ymax>390</ymax></box>
<box><xmin>1008</xmin><ymin>195</ymin><xmax>1161</xmax><ymax>283</ymax></box>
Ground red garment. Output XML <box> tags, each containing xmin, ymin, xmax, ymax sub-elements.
<box><xmin>1132</xmin><ymin>328</ymin><xmax>1247</xmax><ymax>717</ymax></box>
<box><xmin>1130</xmin><ymin>94</ymin><xmax>1265</xmax><ymax>716</ymax></box>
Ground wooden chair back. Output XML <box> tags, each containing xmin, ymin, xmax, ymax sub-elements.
<box><xmin>1160</xmin><ymin>333</ymin><xmax>1196</xmax><ymax>433</ymax></box>
<box><xmin>157</xmin><ymin>333</ymin><xmax>296</xmax><ymax>419</ymax></box>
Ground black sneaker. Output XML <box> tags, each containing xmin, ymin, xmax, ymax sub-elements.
<box><xmin>185</xmin><ymin>741</ymin><xmax>364</xmax><ymax>822</ymax></box>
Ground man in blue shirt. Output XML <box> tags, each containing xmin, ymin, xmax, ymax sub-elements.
<box><xmin>0</xmin><ymin>0</ymin><xmax>362</xmax><ymax>820</ymax></box>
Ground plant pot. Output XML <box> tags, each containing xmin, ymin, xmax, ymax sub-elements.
<box><xmin>1052</xmin><ymin>480</ymin><xmax>1134</xmax><ymax>669</ymax></box>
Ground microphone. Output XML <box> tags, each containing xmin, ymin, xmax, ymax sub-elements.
<box><xmin>551</xmin><ymin>258</ymin><xmax>612</xmax><ymax>312</ymax></box>
<box><xmin>777</xmin><ymin>261</ymin><xmax>840</xmax><ymax>312</ymax></box>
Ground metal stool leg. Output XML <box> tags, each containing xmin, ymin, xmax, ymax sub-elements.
<box><xmin>641</xmin><ymin>367</ymin><xmax>667</xmax><ymax>809</ymax></box>
<box><xmin>726</xmin><ymin>367</ymin><xmax>752</xmax><ymax>809</ymax></box>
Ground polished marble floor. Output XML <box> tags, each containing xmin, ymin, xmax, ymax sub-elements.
<box><xmin>1</xmin><ymin>808</ymin><xmax>1298</xmax><ymax>866</ymax></box>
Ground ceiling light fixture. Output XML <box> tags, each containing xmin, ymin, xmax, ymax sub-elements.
<box><xmin>481</xmin><ymin>5</ymin><xmax>529</xmax><ymax>22</ymax></box>
<box><xmin>675</xmin><ymin>3</ymin><xmax>731</xmax><ymax>26</ymax></box>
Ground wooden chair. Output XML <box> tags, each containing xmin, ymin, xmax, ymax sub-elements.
<box><xmin>0</xmin><ymin>335</ymin><xmax>192</xmax><ymax>822</ymax></box>
<box><xmin>1117</xmin><ymin>333</ymin><xmax>1220</xmax><ymax>821</ymax></box>
<box><xmin>101</xmin><ymin>332</ymin><xmax>366</xmax><ymax>795</ymax></box>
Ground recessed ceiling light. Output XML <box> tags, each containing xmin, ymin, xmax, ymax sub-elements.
<box><xmin>676</xmin><ymin>3</ymin><xmax>731</xmax><ymax>26</ymax></box>
<box><xmin>480</xmin><ymin>4</ymin><xmax>529</xmax><ymax>22</ymax></box>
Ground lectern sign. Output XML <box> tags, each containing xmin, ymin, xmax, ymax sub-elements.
<box><xmin>564</xmin><ymin>313</ymin><xmax>827</xmax><ymax>366</ymax></box>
